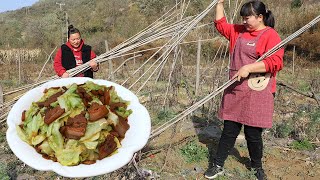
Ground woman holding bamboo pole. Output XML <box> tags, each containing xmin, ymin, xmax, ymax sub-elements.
<box><xmin>54</xmin><ymin>25</ymin><xmax>99</xmax><ymax>78</ymax></box>
<box><xmin>205</xmin><ymin>1</ymin><xmax>284</xmax><ymax>179</ymax></box>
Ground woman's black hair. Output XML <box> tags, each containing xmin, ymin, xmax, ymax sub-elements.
<box><xmin>68</xmin><ymin>24</ymin><xmax>81</xmax><ymax>39</ymax></box>
<box><xmin>240</xmin><ymin>0</ymin><xmax>275</xmax><ymax>28</ymax></box>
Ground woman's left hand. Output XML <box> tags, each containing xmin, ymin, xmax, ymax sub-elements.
<box><xmin>89</xmin><ymin>60</ymin><xmax>99</xmax><ymax>71</ymax></box>
<box><xmin>233</xmin><ymin>65</ymin><xmax>250</xmax><ymax>81</ymax></box>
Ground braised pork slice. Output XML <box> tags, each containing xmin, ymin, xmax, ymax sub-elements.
<box><xmin>44</xmin><ymin>106</ymin><xmax>65</xmax><ymax>125</ymax></box>
<box><xmin>76</xmin><ymin>86</ymin><xmax>92</xmax><ymax>102</ymax></box>
<box><xmin>21</xmin><ymin>110</ymin><xmax>26</xmax><ymax>122</ymax></box>
<box><xmin>39</xmin><ymin>91</ymin><xmax>64</xmax><ymax>107</ymax></box>
<box><xmin>113</xmin><ymin>117</ymin><xmax>130</xmax><ymax>138</ymax></box>
<box><xmin>109</xmin><ymin>102</ymin><xmax>127</xmax><ymax>112</ymax></box>
<box><xmin>88</xmin><ymin>102</ymin><xmax>109</xmax><ymax>122</ymax></box>
<box><xmin>98</xmin><ymin>134</ymin><xmax>117</xmax><ymax>159</ymax></box>
<box><xmin>61</xmin><ymin>114</ymin><xmax>88</xmax><ymax>140</ymax></box>
<box><xmin>103</xmin><ymin>87</ymin><xmax>111</xmax><ymax>105</ymax></box>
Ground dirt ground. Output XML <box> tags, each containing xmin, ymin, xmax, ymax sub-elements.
<box><xmin>1</xmin><ymin>112</ymin><xmax>319</xmax><ymax>180</ymax></box>
<box><xmin>135</xmin><ymin>115</ymin><xmax>320</xmax><ymax>180</ymax></box>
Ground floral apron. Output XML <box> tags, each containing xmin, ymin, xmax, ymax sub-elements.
<box><xmin>218</xmin><ymin>28</ymin><xmax>274</xmax><ymax>128</ymax></box>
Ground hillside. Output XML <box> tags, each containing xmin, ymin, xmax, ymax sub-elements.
<box><xmin>0</xmin><ymin>0</ymin><xmax>319</xmax><ymax>57</ymax></box>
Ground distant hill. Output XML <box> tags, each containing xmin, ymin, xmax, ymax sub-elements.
<box><xmin>0</xmin><ymin>0</ymin><xmax>207</xmax><ymax>54</ymax></box>
<box><xmin>0</xmin><ymin>0</ymin><xmax>319</xmax><ymax>58</ymax></box>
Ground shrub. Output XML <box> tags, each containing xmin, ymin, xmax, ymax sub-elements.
<box><xmin>308</xmin><ymin>109</ymin><xmax>320</xmax><ymax>140</ymax></box>
<box><xmin>291</xmin><ymin>0</ymin><xmax>303</xmax><ymax>9</ymax></box>
<box><xmin>310</xmin><ymin>109</ymin><xmax>320</xmax><ymax>123</ymax></box>
<box><xmin>291</xmin><ymin>139</ymin><xmax>314</xmax><ymax>150</ymax></box>
<box><xmin>272</xmin><ymin>121</ymin><xmax>294</xmax><ymax>138</ymax></box>
<box><xmin>0</xmin><ymin>131</ymin><xmax>5</xmax><ymax>143</ymax></box>
<box><xmin>0</xmin><ymin>164</ymin><xmax>10</xmax><ymax>180</ymax></box>
<box><xmin>180</xmin><ymin>141</ymin><xmax>208</xmax><ymax>163</ymax></box>
<box><xmin>153</xmin><ymin>108</ymin><xmax>176</xmax><ymax>126</ymax></box>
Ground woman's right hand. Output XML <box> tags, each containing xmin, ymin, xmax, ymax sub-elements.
<box><xmin>61</xmin><ymin>72</ymin><xmax>69</xmax><ymax>78</ymax></box>
<box><xmin>216</xmin><ymin>0</ymin><xmax>225</xmax><ymax>20</ymax></box>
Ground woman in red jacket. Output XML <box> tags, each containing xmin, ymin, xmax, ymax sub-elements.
<box><xmin>204</xmin><ymin>1</ymin><xmax>284</xmax><ymax>179</ymax></box>
<box><xmin>54</xmin><ymin>25</ymin><xmax>98</xmax><ymax>78</ymax></box>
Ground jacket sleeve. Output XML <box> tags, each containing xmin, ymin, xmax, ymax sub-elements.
<box><xmin>214</xmin><ymin>17</ymin><xmax>234</xmax><ymax>40</ymax></box>
<box><xmin>214</xmin><ymin>17</ymin><xmax>243</xmax><ymax>40</ymax></box>
<box><xmin>90</xmin><ymin>50</ymin><xmax>97</xmax><ymax>60</ymax></box>
<box><xmin>90</xmin><ymin>50</ymin><xmax>99</xmax><ymax>72</ymax></box>
<box><xmin>261</xmin><ymin>31</ymin><xmax>284</xmax><ymax>73</ymax></box>
<box><xmin>53</xmin><ymin>48</ymin><xmax>66</xmax><ymax>77</ymax></box>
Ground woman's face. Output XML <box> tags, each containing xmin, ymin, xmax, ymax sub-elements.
<box><xmin>242</xmin><ymin>15</ymin><xmax>263</xmax><ymax>31</ymax></box>
<box><xmin>69</xmin><ymin>33</ymin><xmax>81</xmax><ymax>48</ymax></box>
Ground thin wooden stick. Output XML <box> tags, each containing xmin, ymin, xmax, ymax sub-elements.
<box><xmin>35</xmin><ymin>46</ymin><xmax>57</xmax><ymax>83</ymax></box>
<box><xmin>292</xmin><ymin>45</ymin><xmax>296</xmax><ymax>76</ymax></box>
<box><xmin>195</xmin><ymin>37</ymin><xmax>201</xmax><ymax>96</ymax></box>
<box><xmin>0</xmin><ymin>84</ymin><xmax>3</xmax><ymax>105</ymax></box>
<box><xmin>163</xmin><ymin>48</ymin><xmax>180</xmax><ymax>106</ymax></box>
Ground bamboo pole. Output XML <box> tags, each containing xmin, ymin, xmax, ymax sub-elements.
<box><xmin>292</xmin><ymin>45</ymin><xmax>296</xmax><ymax>76</ymax></box>
<box><xmin>105</xmin><ymin>40</ymin><xmax>114</xmax><ymax>81</ymax></box>
<box><xmin>0</xmin><ymin>84</ymin><xmax>3</xmax><ymax>105</ymax></box>
<box><xmin>195</xmin><ymin>37</ymin><xmax>201</xmax><ymax>96</ymax></box>
<box><xmin>65</xmin><ymin>12</ymin><xmax>68</xmax><ymax>41</ymax></box>
<box><xmin>133</xmin><ymin>52</ymin><xmax>136</xmax><ymax>70</ymax></box>
<box><xmin>18</xmin><ymin>54</ymin><xmax>21</xmax><ymax>85</ymax></box>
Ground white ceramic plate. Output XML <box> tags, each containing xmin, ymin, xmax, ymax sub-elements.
<box><xmin>6</xmin><ymin>77</ymin><xmax>151</xmax><ymax>178</ymax></box>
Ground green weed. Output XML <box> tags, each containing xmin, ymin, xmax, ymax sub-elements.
<box><xmin>232</xmin><ymin>167</ymin><xmax>257</xmax><ymax>179</ymax></box>
<box><xmin>310</xmin><ymin>110</ymin><xmax>320</xmax><ymax>123</ymax></box>
<box><xmin>291</xmin><ymin>139</ymin><xmax>314</xmax><ymax>150</ymax></box>
<box><xmin>308</xmin><ymin>109</ymin><xmax>320</xmax><ymax>139</ymax></box>
<box><xmin>297</xmin><ymin>81</ymin><xmax>311</xmax><ymax>92</ymax></box>
<box><xmin>291</xmin><ymin>0</ymin><xmax>303</xmax><ymax>9</ymax></box>
<box><xmin>0</xmin><ymin>164</ymin><xmax>10</xmax><ymax>180</ymax></box>
<box><xmin>271</xmin><ymin>122</ymin><xmax>294</xmax><ymax>138</ymax></box>
<box><xmin>153</xmin><ymin>109</ymin><xmax>176</xmax><ymax>126</ymax></box>
<box><xmin>0</xmin><ymin>131</ymin><xmax>5</xmax><ymax>143</ymax></box>
<box><xmin>215</xmin><ymin>176</ymin><xmax>228</xmax><ymax>180</ymax></box>
<box><xmin>0</xmin><ymin>80</ymin><xmax>16</xmax><ymax>87</ymax></box>
<box><xmin>179</xmin><ymin>141</ymin><xmax>208</xmax><ymax>163</ymax></box>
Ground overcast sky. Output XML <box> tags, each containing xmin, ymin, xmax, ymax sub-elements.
<box><xmin>0</xmin><ymin>0</ymin><xmax>39</xmax><ymax>13</ymax></box>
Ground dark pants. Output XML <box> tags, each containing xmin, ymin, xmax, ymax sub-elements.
<box><xmin>214</xmin><ymin>120</ymin><xmax>263</xmax><ymax>168</ymax></box>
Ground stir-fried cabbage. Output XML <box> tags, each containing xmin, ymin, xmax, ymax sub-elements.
<box><xmin>17</xmin><ymin>81</ymin><xmax>132</xmax><ymax>166</ymax></box>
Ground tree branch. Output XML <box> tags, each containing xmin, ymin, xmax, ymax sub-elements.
<box><xmin>277</xmin><ymin>81</ymin><xmax>320</xmax><ymax>107</ymax></box>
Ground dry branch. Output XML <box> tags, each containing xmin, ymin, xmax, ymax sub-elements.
<box><xmin>0</xmin><ymin>84</ymin><xmax>3</xmax><ymax>105</ymax></box>
<box><xmin>277</xmin><ymin>80</ymin><xmax>320</xmax><ymax>107</ymax></box>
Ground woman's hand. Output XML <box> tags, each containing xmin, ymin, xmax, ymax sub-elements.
<box><xmin>232</xmin><ymin>62</ymin><xmax>267</xmax><ymax>81</ymax></box>
<box><xmin>61</xmin><ymin>72</ymin><xmax>69</xmax><ymax>78</ymax></box>
<box><xmin>216</xmin><ymin>0</ymin><xmax>225</xmax><ymax>20</ymax></box>
<box><xmin>233</xmin><ymin>65</ymin><xmax>250</xmax><ymax>81</ymax></box>
<box><xmin>89</xmin><ymin>60</ymin><xmax>99</xmax><ymax>71</ymax></box>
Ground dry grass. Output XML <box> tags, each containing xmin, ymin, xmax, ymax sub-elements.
<box><xmin>0</xmin><ymin>49</ymin><xmax>42</xmax><ymax>65</ymax></box>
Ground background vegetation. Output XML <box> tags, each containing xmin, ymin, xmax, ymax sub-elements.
<box><xmin>0</xmin><ymin>0</ymin><xmax>319</xmax><ymax>58</ymax></box>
